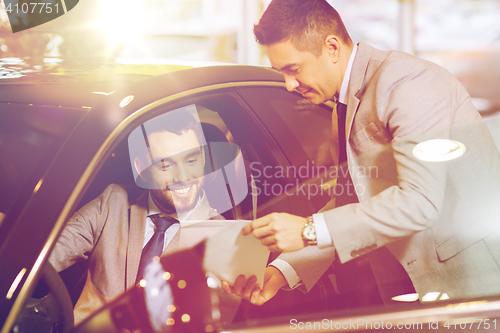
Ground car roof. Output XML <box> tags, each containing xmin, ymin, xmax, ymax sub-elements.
<box><xmin>90</xmin><ymin>65</ymin><xmax>284</xmax><ymax>118</ymax></box>
<box><xmin>0</xmin><ymin>61</ymin><xmax>191</xmax><ymax>108</ymax></box>
<box><xmin>0</xmin><ymin>61</ymin><xmax>284</xmax><ymax>109</ymax></box>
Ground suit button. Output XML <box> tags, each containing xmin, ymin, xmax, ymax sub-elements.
<box><xmin>350</xmin><ymin>250</ymin><xmax>359</xmax><ymax>258</ymax></box>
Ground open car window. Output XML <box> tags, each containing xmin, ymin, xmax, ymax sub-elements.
<box><xmin>46</xmin><ymin>87</ymin><xmax>340</xmax><ymax>331</ymax></box>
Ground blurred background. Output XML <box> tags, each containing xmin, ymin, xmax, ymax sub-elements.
<box><xmin>1</xmin><ymin>0</ymin><xmax>500</xmax><ymax>115</ymax></box>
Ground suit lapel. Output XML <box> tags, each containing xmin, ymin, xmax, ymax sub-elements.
<box><xmin>162</xmin><ymin>231</ymin><xmax>180</xmax><ymax>256</ymax></box>
<box><xmin>345</xmin><ymin>43</ymin><xmax>374</xmax><ymax>144</ymax></box>
<box><xmin>126</xmin><ymin>192</ymin><xmax>148</xmax><ymax>289</ymax></box>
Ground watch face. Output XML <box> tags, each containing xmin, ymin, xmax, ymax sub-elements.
<box><xmin>303</xmin><ymin>225</ymin><xmax>316</xmax><ymax>240</ymax></box>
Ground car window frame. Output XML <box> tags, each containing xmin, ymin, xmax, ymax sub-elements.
<box><xmin>0</xmin><ymin>79</ymin><xmax>296</xmax><ymax>333</ymax></box>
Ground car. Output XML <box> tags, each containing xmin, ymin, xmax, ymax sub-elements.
<box><xmin>2</xmin><ymin>62</ymin><xmax>500</xmax><ymax>333</ymax></box>
<box><xmin>0</xmin><ymin>63</ymin><xmax>340</xmax><ymax>333</ymax></box>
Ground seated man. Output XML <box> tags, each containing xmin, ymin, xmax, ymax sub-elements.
<box><xmin>49</xmin><ymin>107</ymin><xmax>240</xmax><ymax>325</ymax></box>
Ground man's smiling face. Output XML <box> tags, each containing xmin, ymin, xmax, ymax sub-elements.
<box><xmin>265</xmin><ymin>38</ymin><xmax>342</xmax><ymax>104</ymax></box>
<box><xmin>147</xmin><ymin>129</ymin><xmax>205</xmax><ymax>214</ymax></box>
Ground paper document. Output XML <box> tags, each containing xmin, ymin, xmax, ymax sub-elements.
<box><xmin>178</xmin><ymin>220</ymin><xmax>270</xmax><ymax>288</ymax></box>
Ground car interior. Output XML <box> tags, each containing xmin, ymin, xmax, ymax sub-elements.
<box><xmin>29</xmin><ymin>89</ymin><xmax>329</xmax><ymax>327</ymax></box>
<box><xmin>27</xmin><ymin>87</ymin><xmax>389</xmax><ymax>331</ymax></box>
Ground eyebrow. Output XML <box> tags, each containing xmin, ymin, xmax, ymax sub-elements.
<box><xmin>157</xmin><ymin>147</ymin><xmax>202</xmax><ymax>164</ymax></box>
<box><xmin>273</xmin><ymin>63</ymin><xmax>297</xmax><ymax>72</ymax></box>
<box><xmin>185</xmin><ymin>149</ymin><xmax>202</xmax><ymax>159</ymax></box>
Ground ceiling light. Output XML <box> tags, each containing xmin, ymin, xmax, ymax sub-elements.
<box><xmin>413</xmin><ymin>139</ymin><xmax>466</xmax><ymax>162</ymax></box>
<box><xmin>119</xmin><ymin>95</ymin><xmax>134</xmax><ymax>108</ymax></box>
<box><xmin>391</xmin><ymin>293</ymin><xmax>419</xmax><ymax>302</ymax></box>
<box><xmin>422</xmin><ymin>292</ymin><xmax>441</xmax><ymax>302</ymax></box>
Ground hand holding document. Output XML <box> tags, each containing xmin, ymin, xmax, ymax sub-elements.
<box><xmin>178</xmin><ymin>220</ymin><xmax>270</xmax><ymax>288</ymax></box>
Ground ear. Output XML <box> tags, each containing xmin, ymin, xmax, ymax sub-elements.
<box><xmin>134</xmin><ymin>157</ymin><xmax>147</xmax><ymax>181</ymax></box>
<box><xmin>324</xmin><ymin>35</ymin><xmax>341</xmax><ymax>63</ymax></box>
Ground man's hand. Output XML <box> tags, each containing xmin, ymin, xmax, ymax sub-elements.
<box><xmin>221</xmin><ymin>266</ymin><xmax>287</xmax><ymax>306</ymax></box>
<box><xmin>241</xmin><ymin>212</ymin><xmax>306</xmax><ymax>252</ymax></box>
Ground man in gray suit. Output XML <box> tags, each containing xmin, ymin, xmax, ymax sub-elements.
<box><xmin>226</xmin><ymin>0</ymin><xmax>500</xmax><ymax>306</ymax></box>
<box><xmin>50</xmin><ymin>108</ymin><xmax>240</xmax><ymax>324</ymax></box>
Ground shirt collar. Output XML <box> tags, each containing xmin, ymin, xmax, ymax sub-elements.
<box><xmin>338</xmin><ymin>44</ymin><xmax>358</xmax><ymax>105</ymax></box>
<box><xmin>147</xmin><ymin>191</ymin><xmax>202</xmax><ymax>222</ymax></box>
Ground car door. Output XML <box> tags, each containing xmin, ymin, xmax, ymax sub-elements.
<box><xmin>0</xmin><ymin>65</ymin><xmax>337</xmax><ymax>332</ymax></box>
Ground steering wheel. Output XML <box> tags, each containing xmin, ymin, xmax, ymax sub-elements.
<box><xmin>12</xmin><ymin>262</ymin><xmax>74</xmax><ymax>333</ymax></box>
<box><xmin>40</xmin><ymin>262</ymin><xmax>74</xmax><ymax>332</ymax></box>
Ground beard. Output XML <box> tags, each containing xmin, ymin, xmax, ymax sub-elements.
<box><xmin>150</xmin><ymin>179</ymin><xmax>203</xmax><ymax>215</ymax></box>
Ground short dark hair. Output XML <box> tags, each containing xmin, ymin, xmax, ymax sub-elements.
<box><xmin>253</xmin><ymin>0</ymin><xmax>352</xmax><ymax>56</ymax></box>
<box><xmin>143</xmin><ymin>109</ymin><xmax>205</xmax><ymax>149</ymax></box>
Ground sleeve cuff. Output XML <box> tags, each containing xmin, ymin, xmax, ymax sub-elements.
<box><xmin>269</xmin><ymin>259</ymin><xmax>302</xmax><ymax>289</ymax></box>
<box><xmin>313</xmin><ymin>213</ymin><xmax>334</xmax><ymax>248</ymax></box>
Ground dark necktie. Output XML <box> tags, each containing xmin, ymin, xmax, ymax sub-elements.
<box><xmin>337</xmin><ymin>102</ymin><xmax>348</xmax><ymax>164</ymax></box>
<box><xmin>136</xmin><ymin>215</ymin><xmax>179</xmax><ymax>283</ymax></box>
<box><xmin>336</xmin><ymin>102</ymin><xmax>358</xmax><ymax>206</ymax></box>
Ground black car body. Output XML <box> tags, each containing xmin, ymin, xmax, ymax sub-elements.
<box><xmin>0</xmin><ymin>64</ymin><xmax>337</xmax><ymax>332</ymax></box>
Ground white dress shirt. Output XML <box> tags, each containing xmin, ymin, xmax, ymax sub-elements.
<box><xmin>142</xmin><ymin>192</ymin><xmax>201</xmax><ymax>249</ymax></box>
<box><xmin>315</xmin><ymin>43</ymin><xmax>358</xmax><ymax>248</ymax></box>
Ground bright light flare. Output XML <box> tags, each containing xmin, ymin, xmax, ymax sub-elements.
<box><xmin>413</xmin><ymin>139</ymin><xmax>466</xmax><ymax>162</ymax></box>
<box><xmin>33</xmin><ymin>179</ymin><xmax>43</xmax><ymax>193</ymax></box>
<box><xmin>391</xmin><ymin>293</ymin><xmax>419</xmax><ymax>302</ymax></box>
<box><xmin>119</xmin><ymin>95</ymin><xmax>134</xmax><ymax>108</ymax></box>
<box><xmin>6</xmin><ymin>268</ymin><xmax>27</xmax><ymax>299</ymax></box>
<box><xmin>421</xmin><ymin>292</ymin><xmax>450</xmax><ymax>302</ymax></box>
<box><xmin>94</xmin><ymin>0</ymin><xmax>143</xmax><ymax>43</ymax></box>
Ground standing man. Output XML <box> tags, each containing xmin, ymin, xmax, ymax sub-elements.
<box><xmin>227</xmin><ymin>0</ymin><xmax>500</xmax><ymax>306</ymax></box>
<box><xmin>50</xmin><ymin>108</ymin><xmax>240</xmax><ymax>324</ymax></box>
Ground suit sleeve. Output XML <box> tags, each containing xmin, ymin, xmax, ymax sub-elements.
<box><xmin>277</xmin><ymin>245</ymin><xmax>336</xmax><ymax>292</ymax></box>
<box><xmin>326</xmin><ymin>56</ymin><xmax>470</xmax><ymax>263</ymax></box>
<box><xmin>49</xmin><ymin>184</ymin><xmax>122</xmax><ymax>272</ymax></box>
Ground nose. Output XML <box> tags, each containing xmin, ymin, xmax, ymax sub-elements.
<box><xmin>172</xmin><ymin>163</ymin><xmax>191</xmax><ymax>184</ymax></box>
<box><xmin>284</xmin><ymin>74</ymin><xmax>299</xmax><ymax>92</ymax></box>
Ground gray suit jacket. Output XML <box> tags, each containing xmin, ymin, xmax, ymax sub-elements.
<box><xmin>282</xmin><ymin>43</ymin><xmax>500</xmax><ymax>300</ymax></box>
<box><xmin>49</xmin><ymin>184</ymin><xmax>240</xmax><ymax>325</ymax></box>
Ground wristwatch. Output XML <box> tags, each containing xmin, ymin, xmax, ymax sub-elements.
<box><xmin>301</xmin><ymin>216</ymin><xmax>317</xmax><ymax>246</ymax></box>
